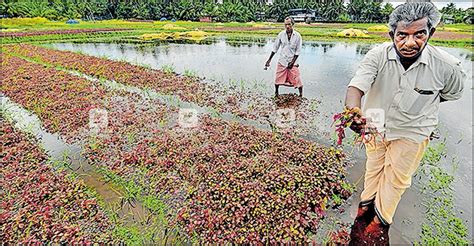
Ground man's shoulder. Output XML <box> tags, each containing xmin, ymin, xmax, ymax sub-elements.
<box><xmin>277</xmin><ymin>30</ymin><xmax>286</xmax><ymax>36</ymax></box>
<box><xmin>425</xmin><ymin>44</ymin><xmax>461</xmax><ymax>68</ymax></box>
<box><xmin>294</xmin><ymin>30</ymin><xmax>302</xmax><ymax>38</ymax></box>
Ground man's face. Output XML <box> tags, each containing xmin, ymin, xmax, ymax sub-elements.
<box><xmin>392</xmin><ymin>17</ymin><xmax>431</xmax><ymax>58</ymax></box>
<box><xmin>284</xmin><ymin>19</ymin><xmax>293</xmax><ymax>33</ymax></box>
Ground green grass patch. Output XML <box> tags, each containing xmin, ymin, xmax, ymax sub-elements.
<box><xmin>96</xmin><ymin>166</ymin><xmax>186</xmax><ymax>243</ymax></box>
<box><xmin>415</xmin><ymin>140</ymin><xmax>470</xmax><ymax>245</ymax></box>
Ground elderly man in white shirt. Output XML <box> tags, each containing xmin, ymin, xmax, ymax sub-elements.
<box><xmin>265</xmin><ymin>17</ymin><xmax>303</xmax><ymax>97</ymax></box>
<box><xmin>345</xmin><ymin>2</ymin><xmax>466</xmax><ymax>245</ymax></box>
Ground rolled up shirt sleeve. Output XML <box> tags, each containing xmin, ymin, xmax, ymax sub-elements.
<box><xmin>272</xmin><ymin>35</ymin><xmax>281</xmax><ymax>53</ymax></box>
<box><xmin>440</xmin><ymin>63</ymin><xmax>466</xmax><ymax>101</ymax></box>
<box><xmin>348</xmin><ymin>48</ymin><xmax>380</xmax><ymax>95</ymax></box>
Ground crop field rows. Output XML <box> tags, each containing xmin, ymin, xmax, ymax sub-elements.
<box><xmin>0</xmin><ymin>30</ymin><xmax>145</xmax><ymax>45</ymax></box>
<box><xmin>1</xmin><ymin>45</ymin><xmax>353</xmax><ymax>243</ymax></box>
<box><xmin>0</xmin><ymin>118</ymin><xmax>113</xmax><ymax>243</ymax></box>
<box><xmin>3</xmin><ymin>44</ymin><xmax>323</xmax><ymax>135</ymax></box>
<box><xmin>0</xmin><ymin>28</ymin><xmax>132</xmax><ymax>38</ymax></box>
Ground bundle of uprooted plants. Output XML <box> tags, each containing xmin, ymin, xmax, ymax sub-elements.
<box><xmin>332</xmin><ymin>107</ymin><xmax>382</xmax><ymax>146</ymax></box>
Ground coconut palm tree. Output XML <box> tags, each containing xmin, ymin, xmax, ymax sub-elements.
<box><xmin>321</xmin><ymin>0</ymin><xmax>345</xmax><ymax>21</ymax></box>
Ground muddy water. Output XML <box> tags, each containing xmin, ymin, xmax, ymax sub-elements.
<box><xmin>48</xmin><ymin>39</ymin><xmax>473</xmax><ymax>243</ymax></box>
<box><xmin>0</xmin><ymin>95</ymin><xmax>151</xmax><ymax>228</ymax></box>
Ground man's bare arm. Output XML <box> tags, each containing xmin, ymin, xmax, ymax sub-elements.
<box><xmin>344</xmin><ymin>86</ymin><xmax>366</xmax><ymax>133</ymax></box>
<box><xmin>265</xmin><ymin>52</ymin><xmax>276</xmax><ymax>67</ymax></box>
<box><xmin>288</xmin><ymin>55</ymin><xmax>299</xmax><ymax>69</ymax></box>
<box><xmin>345</xmin><ymin>86</ymin><xmax>364</xmax><ymax>109</ymax></box>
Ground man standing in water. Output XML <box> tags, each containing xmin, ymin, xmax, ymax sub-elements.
<box><xmin>344</xmin><ymin>2</ymin><xmax>465</xmax><ymax>244</ymax></box>
<box><xmin>265</xmin><ymin>17</ymin><xmax>303</xmax><ymax>97</ymax></box>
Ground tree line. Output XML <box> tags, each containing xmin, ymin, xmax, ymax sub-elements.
<box><xmin>1</xmin><ymin>0</ymin><xmax>472</xmax><ymax>24</ymax></box>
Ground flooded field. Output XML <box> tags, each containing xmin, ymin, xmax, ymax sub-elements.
<box><xmin>47</xmin><ymin>38</ymin><xmax>473</xmax><ymax>243</ymax></box>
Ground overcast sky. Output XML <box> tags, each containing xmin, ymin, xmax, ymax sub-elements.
<box><xmin>385</xmin><ymin>1</ymin><xmax>472</xmax><ymax>9</ymax></box>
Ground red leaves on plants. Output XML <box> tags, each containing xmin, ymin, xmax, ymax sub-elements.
<box><xmin>4</xmin><ymin>44</ymin><xmax>208</xmax><ymax>105</ymax></box>
<box><xmin>0</xmin><ymin>118</ymin><xmax>112</xmax><ymax>243</ymax></box>
<box><xmin>333</xmin><ymin>107</ymin><xmax>361</xmax><ymax>145</ymax></box>
<box><xmin>82</xmin><ymin>100</ymin><xmax>353</xmax><ymax>243</ymax></box>
<box><xmin>1</xmin><ymin>53</ymin><xmax>108</xmax><ymax>142</ymax></box>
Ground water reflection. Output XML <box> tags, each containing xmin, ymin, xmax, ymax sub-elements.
<box><xmin>145</xmin><ymin>38</ymin><xmax>217</xmax><ymax>45</ymax></box>
<box><xmin>355</xmin><ymin>43</ymin><xmax>373</xmax><ymax>55</ymax></box>
<box><xmin>132</xmin><ymin>36</ymin><xmax>270</xmax><ymax>47</ymax></box>
<box><xmin>307</xmin><ymin>42</ymin><xmax>337</xmax><ymax>53</ymax></box>
<box><xmin>459</xmin><ymin>51</ymin><xmax>473</xmax><ymax>61</ymax></box>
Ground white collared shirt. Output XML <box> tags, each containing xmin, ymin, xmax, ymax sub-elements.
<box><xmin>348</xmin><ymin>42</ymin><xmax>466</xmax><ymax>143</ymax></box>
<box><xmin>272</xmin><ymin>30</ymin><xmax>302</xmax><ymax>67</ymax></box>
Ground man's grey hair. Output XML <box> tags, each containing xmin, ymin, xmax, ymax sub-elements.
<box><xmin>285</xmin><ymin>16</ymin><xmax>295</xmax><ymax>26</ymax></box>
<box><xmin>388</xmin><ymin>2</ymin><xmax>441</xmax><ymax>33</ymax></box>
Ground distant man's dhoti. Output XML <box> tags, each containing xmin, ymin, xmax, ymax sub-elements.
<box><xmin>275</xmin><ymin>63</ymin><xmax>302</xmax><ymax>88</ymax></box>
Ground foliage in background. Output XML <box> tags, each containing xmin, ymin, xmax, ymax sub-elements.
<box><xmin>4</xmin><ymin>0</ymin><xmax>470</xmax><ymax>24</ymax></box>
<box><xmin>440</xmin><ymin>3</ymin><xmax>474</xmax><ymax>24</ymax></box>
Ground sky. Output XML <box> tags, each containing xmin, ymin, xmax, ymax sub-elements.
<box><xmin>384</xmin><ymin>1</ymin><xmax>472</xmax><ymax>9</ymax></box>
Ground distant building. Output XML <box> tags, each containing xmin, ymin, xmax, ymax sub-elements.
<box><xmin>442</xmin><ymin>14</ymin><xmax>455</xmax><ymax>24</ymax></box>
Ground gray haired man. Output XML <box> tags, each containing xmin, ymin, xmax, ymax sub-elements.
<box><xmin>344</xmin><ymin>2</ymin><xmax>466</xmax><ymax>244</ymax></box>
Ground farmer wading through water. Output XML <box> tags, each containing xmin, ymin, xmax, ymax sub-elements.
<box><xmin>344</xmin><ymin>2</ymin><xmax>466</xmax><ymax>244</ymax></box>
<box><xmin>265</xmin><ymin>16</ymin><xmax>303</xmax><ymax>97</ymax></box>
